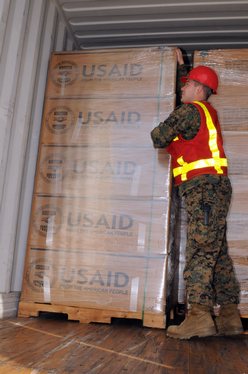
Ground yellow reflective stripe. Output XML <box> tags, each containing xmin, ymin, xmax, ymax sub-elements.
<box><xmin>177</xmin><ymin>156</ymin><xmax>184</xmax><ymax>165</ymax></box>
<box><xmin>193</xmin><ymin>101</ymin><xmax>222</xmax><ymax>172</ymax></box>
<box><xmin>173</xmin><ymin>157</ymin><xmax>228</xmax><ymax>180</ymax></box>
<box><xmin>173</xmin><ymin>136</ymin><xmax>179</xmax><ymax>141</ymax></box>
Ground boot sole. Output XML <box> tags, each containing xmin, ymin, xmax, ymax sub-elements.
<box><xmin>167</xmin><ymin>326</ymin><xmax>216</xmax><ymax>340</ymax></box>
<box><xmin>215</xmin><ymin>328</ymin><xmax>244</xmax><ymax>336</ymax></box>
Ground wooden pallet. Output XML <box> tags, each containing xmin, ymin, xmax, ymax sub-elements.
<box><xmin>18</xmin><ymin>301</ymin><xmax>166</xmax><ymax>329</ymax></box>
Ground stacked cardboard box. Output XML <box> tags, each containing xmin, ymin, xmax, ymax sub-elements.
<box><xmin>177</xmin><ymin>49</ymin><xmax>248</xmax><ymax>315</ymax></box>
<box><xmin>19</xmin><ymin>48</ymin><xmax>177</xmax><ymax>327</ymax></box>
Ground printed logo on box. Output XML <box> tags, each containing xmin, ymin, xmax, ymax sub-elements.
<box><xmin>46</xmin><ymin>106</ymin><xmax>75</xmax><ymax>134</ymax></box>
<box><xmin>26</xmin><ymin>258</ymin><xmax>131</xmax><ymax>296</ymax></box>
<box><xmin>33</xmin><ymin>204</ymin><xmax>62</xmax><ymax>236</ymax></box>
<box><xmin>72</xmin><ymin>159</ymin><xmax>136</xmax><ymax>179</ymax></box>
<box><xmin>26</xmin><ymin>260</ymin><xmax>56</xmax><ymax>292</ymax></box>
<box><xmin>81</xmin><ymin>63</ymin><xmax>143</xmax><ymax>82</ymax></box>
<box><xmin>40</xmin><ymin>152</ymin><xmax>137</xmax><ymax>183</ymax></box>
<box><xmin>59</xmin><ymin>267</ymin><xmax>129</xmax><ymax>295</ymax></box>
<box><xmin>40</xmin><ymin>153</ymin><xmax>67</xmax><ymax>183</ymax></box>
<box><xmin>76</xmin><ymin>110</ymin><xmax>141</xmax><ymax>128</ymax></box>
<box><xmin>33</xmin><ymin>202</ymin><xmax>135</xmax><ymax>237</ymax></box>
<box><xmin>51</xmin><ymin>60</ymin><xmax>79</xmax><ymax>86</ymax></box>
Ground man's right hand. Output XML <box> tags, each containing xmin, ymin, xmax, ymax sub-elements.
<box><xmin>175</xmin><ymin>48</ymin><xmax>184</xmax><ymax>66</ymax></box>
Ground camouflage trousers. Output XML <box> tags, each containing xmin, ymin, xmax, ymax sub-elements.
<box><xmin>179</xmin><ymin>175</ymin><xmax>240</xmax><ymax>307</ymax></box>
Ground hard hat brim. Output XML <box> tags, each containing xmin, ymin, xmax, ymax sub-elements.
<box><xmin>181</xmin><ymin>76</ymin><xmax>188</xmax><ymax>84</ymax></box>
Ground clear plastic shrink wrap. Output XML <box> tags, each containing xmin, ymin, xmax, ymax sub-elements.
<box><xmin>19</xmin><ymin>47</ymin><xmax>178</xmax><ymax>327</ymax></box>
<box><xmin>194</xmin><ymin>49</ymin><xmax>248</xmax><ymax>96</ymax></box>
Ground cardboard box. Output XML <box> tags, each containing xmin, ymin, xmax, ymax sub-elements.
<box><xmin>194</xmin><ymin>49</ymin><xmax>248</xmax><ymax>96</ymax></box>
<box><xmin>28</xmin><ymin>195</ymin><xmax>170</xmax><ymax>255</ymax></box>
<box><xmin>34</xmin><ymin>145</ymin><xmax>172</xmax><ymax>198</ymax></box>
<box><xmin>40</xmin><ymin>97</ymin><xmax>175</xmax><ymax>147</ymax></box>
<box><xmin>223</xmin><ymin>132</ymin><xmax>248</xmax><ymax>175</ymax></box>
<box><xmin>46</xmin><ymin>48</ymin><xmax>177</xmax><ymax>99</ymax></box>
<box><xmin>229</xmin><ymin>175</ymin><xmax>248</xmax><ymax>214</ymax></box>
<box><xmin>20</xmin><ymin>249</ymin><xmax>168</xmax><ymax>314</ymax></box>
<box><xmin>209</xmin><ymin>95</ymin><xmax>248</xmax><ymax>132</ymax></box>
<box><xmin>231</xmin><ymin>258</ymin><xmax>248</xmax><ymax>312</ymax></box>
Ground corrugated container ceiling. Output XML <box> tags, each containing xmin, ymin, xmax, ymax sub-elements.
<box><xmin>54</xmin><ymin>0</ymin><xmax>248</xmax><ymax>52</ymax></box>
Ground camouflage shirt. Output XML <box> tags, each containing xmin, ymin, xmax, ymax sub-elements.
<box><xmin>150</xmin><ymin>64</ymin><xmax>221</xmax><ymax>194</ymax></box>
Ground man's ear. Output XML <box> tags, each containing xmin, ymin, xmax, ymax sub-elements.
<box><xmin>196</xmin><ymin>84</ymin><xmax>205</xmax><ymax>98</ymax></box>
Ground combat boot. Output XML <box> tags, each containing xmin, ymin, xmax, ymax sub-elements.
<box><xmin>215</xmin><ymin>304</ymin><xmax>243</xmax><ymax>336</ymax></box>
<box><xmin>167</xmin><ymin>304</ymin><xmax>216</xmax><ymax>340</ymax></box>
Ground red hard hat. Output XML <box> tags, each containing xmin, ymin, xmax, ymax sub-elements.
<box><xmin>181</xmin><ymin>65</ymin><xmax>218</xmax><ymax>94</ymax></box>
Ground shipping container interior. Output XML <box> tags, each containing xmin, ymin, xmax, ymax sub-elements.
<box><xmin>1</xmin><ymin>1</ymin><xmax>248</xmax><ymax>372</ymax></box>
<box><xmin>0</xmin><ymin>0</ymin><xmax>248</xmax><ymax>328</ymax></box>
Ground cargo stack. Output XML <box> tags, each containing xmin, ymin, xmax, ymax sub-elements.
<box><xmin>18</xmin><ymin>47</ymin><xmax>177</xmax><ymax>328</ymax></box>
<box><xmin>178</xmin><ymin>49</ymin><xmax>248</xmax><ymax>316</ymax></box>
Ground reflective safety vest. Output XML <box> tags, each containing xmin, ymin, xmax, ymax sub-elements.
<box><xmin>166</xmin><ymin>100</ymin><xmax>228</xmax><ymax>186</ymax></box>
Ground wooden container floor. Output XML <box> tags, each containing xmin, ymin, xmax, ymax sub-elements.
<box><xmin>0</xmin><ymin>315</ymin><xmax>247</xmax><ymax>374</ymax></box>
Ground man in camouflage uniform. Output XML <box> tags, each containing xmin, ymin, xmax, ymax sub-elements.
<box><xmin>151</xmin><ymin>48</ymin><xmax>243</xmax><ymax>339</ymax></box>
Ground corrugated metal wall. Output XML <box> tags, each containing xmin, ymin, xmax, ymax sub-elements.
<box><xmin>55</xmin><ymin>0</ymin><xmax>248</xmax><ymax>51</ymax></box>
<box><xmin>0</xmin><ymin>0</ymin><xmax>75</xmax><ymax>317</ymax></box>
